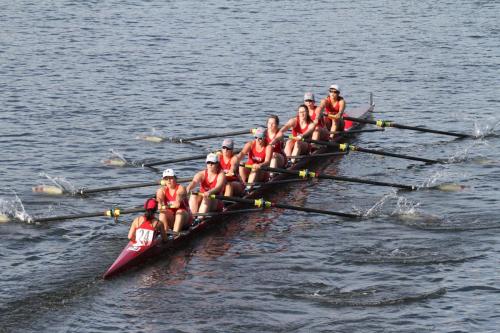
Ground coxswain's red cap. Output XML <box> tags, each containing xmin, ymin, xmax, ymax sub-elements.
<box><xmin>144</xmin><ymin>198</ymin><xmax>158</xmax><ymax>211</ymax></box>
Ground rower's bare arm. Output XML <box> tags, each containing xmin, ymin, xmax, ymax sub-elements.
<box><xmin>262</xmin><ymin>145</ymin><xmax>273</xmax><ymax>166</ymax></box>
<box><xmin>237</xmin><ymin>142</ymin><xmax>251</xmax><ymax>160</ymax></box>
<box><xmin>174</xmin><ymin>186</ymin><xmax>187</xmax><ymax>208</ymax></box>
<box><xmin>158</xmin><ymin>219</ymin><xmax>168</xmax><ymax>241</ymax></box>
<box><xmin>127</xmin><ymin>217</ymin><xmax>139</xmax><ymax>241</ymax></box>
<box><xmin>276</xmin><ymin>119</ymin><xmax>294</xmax><ymax>140</ymax></box>
<box><xmin>303</xmin><ymin>122</ymin><xmax>316</xmax><ymax>138</ymax></box>
<box><xmin>315</xmin><ymin>99</ymin><xmax>326</xmax><ymax>114</ymax></box>
<box><xmin>186</xmin><ymin>172</ymin><xmax>202</xmax><ymax>193</ymax></box>
<box><xmin>155</xmin><ymin>188</ymin><xmax>165</xmax><ymax>205</ymax></box>
<box><xmin>339</xmin><ymin>99</ymin><xmax>346</xmax><ymax>116</ymax></box>
<box><xmin>212</xmin><ymin>173</ymin><xmax>227</xmax><ymax>195</ymax></box>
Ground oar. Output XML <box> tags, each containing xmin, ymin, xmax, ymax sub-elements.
<box><xmin>142</xmin><ymin>150</ymin><xmax>241</xmax><ymax>168</ymax></box>
<box><xmin>209</xmin><ymin>194</ymin><xmax>361</xmax><ymax>218</ymax></box>
<box><xmin>331</xmin><ymin>128</ymin><xmax>385</xmax><ymax>135</ymax></box>
<box><xmin>170</xmin><ymin>128</ymin><xmax>256</xmax><ymax>143</ymax></box>
<box><xmin>243</xmin><ymin>164</ymin><xmax>416</xmax><ymax>190</ymax></box>
<box><xmin>286</xmin><ymin>152</ymin><xmax>347</xmax><ymax>159</ymax></box>
<box><xmin>77</xmin><ymin>177</ymin><xmax>192</xmax><ymax>195</ymax></box>
<box><xmin>293</xmin><ymin>136</ymin><xmax>442</xmax><ymax>164</ymax></box>
<box><xmin>23</xmin><ymin>207</ymin><xmax>145</xmax><ymax>224</ymax></box>
<box><xmin>341</xmin><ymin>115</ymin><xmax>473</xmax><ymax>138</ymax></box>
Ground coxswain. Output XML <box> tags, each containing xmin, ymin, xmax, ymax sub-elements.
<box><xmin>128</xmin><ymin>198</ymin><xmax>167</xmax><ymax>246</ymax></box>
<box><xmin>218</xmin><ymin>139</ymin><xmax>245</xmax><ymax>197</ymax></box>
<box><xmin>274</xmin><ymin>104</ymin><xmax>316</xmax><ymax>161</ymax></box>
<box><xmin>237</xmin><ymin>127</ymin><xmax>273</xmax><ymax>186</ymax></box>
<box><xmin>265</xmin><ymin>115</ymin><xmax>286</xmax><ymax>170</ymax></box>
<box><xmin>156</xmin><ymin>169</ymin><xmax>192</xmax><ymax>233</ymax></box>
<box><xmin>186</xmin><ymin>153</ymin><xmax>227</xmax><ymax>215</ymax></box>
<box><xmin>304</xmin><ymin>92</ymin><xmax>329</xmax><ymax>141</ymax></box>
<box><xmin>315</xmin><ymin>84</ymin><xmax>346</xmax><ymax>137</ymax></box>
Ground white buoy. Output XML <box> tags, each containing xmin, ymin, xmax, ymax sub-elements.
<box><xmin>32</xmin><ymin>185</ymin><xmax>64</xmax><ymax>195</ymax></box>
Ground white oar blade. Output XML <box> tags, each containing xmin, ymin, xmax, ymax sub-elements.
<box><xmin>0</xmin><ymin>214</ymin><xmax>10</xmax><ymax>223</ymax></box>
<box><xmin>137</xmin><ymin>135</ymin><xmax>165</xmax><ymax>143</ymax></box>
<box><xmin>102</xmin><ymin>158</ymin><xmax>128</xmax><ymax>167</ymax></box>
<box><xmin>32</xmin><ymin>185</ymin><xmax>64</xmax><ymax>195</ymax></box>
<box><xmin>435</xmin><ymin>183</ymin><xmax>466</xmax><ymax>192</ymax></box>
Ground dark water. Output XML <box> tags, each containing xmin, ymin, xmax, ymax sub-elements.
<box><xmin>1</xmin><ymin>0</ymin><xmax>499</xmax><ymax>332</ymax></box>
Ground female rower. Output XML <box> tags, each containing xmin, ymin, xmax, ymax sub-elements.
<box><xmin>156</xmin><ymin>169</ymin><xmax>192</xmax><ymax>233</ymax></box>
<box><xmin>238</xmin><ymin>127</ymin><xmax>273</xmax><ymax>186</ymax></box>
<box><xmin>315</xmin><ymin>84</ymin><xmax>346</xmax><ymax>137</ymax></box>
<box><xmin>186</xmin><ymin>153</ymin><xmax>227</xmax><ymax>215</ymax></box>
<box><xmin>274</xmin><ymin>104</ymin><xmax>316</xmax><ymax>161</ymax></box>
<box><xmin>128</xmin><ymin>198</ymin><xmax>167</xmax><ymax>246</ymax></box>
<box><xmin>304</xmin><ymin>92</ymin><xmax>329</xmax><ymax>141</ymax></box>
<box><xmin>265</xmin><ymin>115</ymin><xmax>286</xmax><ymax>170</ymax></box>
<box><xmin>218</xmin><ymin>138</ymin><xmax>244</xmax><ymax>197</ymax></box>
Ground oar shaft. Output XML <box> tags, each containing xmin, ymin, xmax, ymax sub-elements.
<box><xmin>79</xmin><ymin>177</ymin><xmax>192</xmax><ymax>195</ymax></box>
<box><xmin>212</xmin><ymin>195</ymin><xmax>360</xmax><ymax>218</ymax></box>
<box><xmin>343</xmin><ymin>116</ymin><xmax>472</xmax><ymax>138</ymax></box>
<box><xmin>257</xmin><ymin>165</ymin><xmax>416</xmax><ymax>190</ymax></box>
<box><xmin>306</xmin><ymin>138</ymin><xmax>441</xmax><ymax>164</ymax></box>
<box><xmin>33</xmin><ymin>207</ymin><xmax>144</xmax><ymax>223</ymax></box>
<box><xmin>174</xmin><ymin>129</ymin><xmax>253</xmax><ymax>143</ymax></box>
<box><xmin>143</xmin><ymin>154</ymin><xmax>207</xmax><ymax>168</ymax></box>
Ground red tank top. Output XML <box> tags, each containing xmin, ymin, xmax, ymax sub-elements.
<box><xmin>219</xmin><ymin>155</ymin><xmax>238</xmax><ymax>182</ymax></box>
<box><xmin>325</xmin><ymin>96</ymin><xmax>343</xmax><ymax>115</ymax></box>
<box><xmin>248</xmin><ymin>141</ymin><xmax>267</xmax><ymax>164</ymax></box>
<box><xmin>292</xmin><ymin>116</ymin><xmax>311</xmax><ymax>136</ymax></box>
<box><xmin>265</xmin><ymin>131</ymin><xmax>284</xmax><ymax>154</ymax></box>
<box><xmin>133</xmin><ymin>217</ymin><xmax>157</xmax><ymax>246</ymax></box>
<box><xmin>164</xmin><ymin>184</ymin><xmax>189</xmax><ymax>211</ymax></box>
<box><xmin>200</xmin><ymin>170</ymin><xmax>223</xmax><ymax>194</ymax></box>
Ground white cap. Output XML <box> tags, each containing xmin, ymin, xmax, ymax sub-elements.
<box><xmin>162</xmin><ymin>168</ymin><xmax>176</xmax><ymax>178</ymax></box>
<box><xmin>206</xmin><ymin>152</ymin><xmax>219</xmax><ymax>164</ymax></box>
<box><xmin>304</xmin><ymin>92</ymin><xmax>315</xmax><ymax>101</ymax></box>
<box><xmin>329</xmin><ymin>84</ymin><xmax>340</xmax><ymax>92</ymax></box>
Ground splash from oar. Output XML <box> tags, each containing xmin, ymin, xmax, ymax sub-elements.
<box><xmin>102</xmin><ymin>149</ymin><xmax>130</xmax><ymax>167</ymax></box>
<box><xmin>32</xmin><ymin>173</ymin><xmax>76</xmax><ymax>195</ymax></box>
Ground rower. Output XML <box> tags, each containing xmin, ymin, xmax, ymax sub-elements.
<box><xmin>315</xmin><ymin>84</ymin><xmax>346</xmax><ymax>137</ymax></box>
<box><xmin>265</xmin><ymin>115</ymin><xmax>286</xmax><ymax>170</ymax></box>
<box><xmin>128</xmin><ymin>198</ymin><xmax>167</xmax><ymax>246</ymax></box>
<box><xmin>304</xmin><ymin>92</ymin><xmax>329</xmax><ymax>141</ymax></box>
<box><xmin>218</xmin><ymin>139</ymin><xmax>245</xmax><ymax>197</ymax></box>
<box><xmin>156</xmin><ymin>169</ymin><xmax>192</xmax><ymax>233</ymax></box>
<box><xmin>238</xmin><ymin>127</ymin><xmax>273</xmax><ymax>187</ymax></box>
<box><xmin>186</xmin><ymin>153</ymin><xmax>227</xmax><ymax>215</ymax></box>
<box><xmin>274</xmin><ymin>104</ymin><xmax>315</xmax><ymax>162</ymax></box>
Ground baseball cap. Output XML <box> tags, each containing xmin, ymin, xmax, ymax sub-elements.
<box><xmin>254</xmin><ymin>127</ymin><xmax>266</xmax><ymax>139</ymax></box>
<box><xmin>206</xmin><ymin>152</ymin><xmax>219</xmax><ymax>164</ymax></box>
<box><xmin>329</xmin><ymin>84</ymin><xmax>340</xmax><ymax>92</ymax></box>
<box><xmin>144</xmin><ymin>198</ymin><xmax>158</xmax><ymax>210</ymax></box>
<box><xmin>222</xmin><ymin>138</ymin><xmax>234</xmax><ymax>150</ymax></box>
<box><xmin>162</xmin><ymin>168</ymin><xmax>176</xmax><ymax>178</ymax></box>
<box><xmin>303</xmin><ymin>92</ymin><xmax>315</xmax><ymax>101</ymax></box>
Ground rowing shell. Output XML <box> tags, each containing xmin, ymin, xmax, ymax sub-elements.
<box><xmin>103</xmin><ymin>98</ymin><xmax>375</xmax><ymax>279</ymax></box>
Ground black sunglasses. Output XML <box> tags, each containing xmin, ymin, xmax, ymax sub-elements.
<box><xmin>206</xmin><ymin>161</ymin><xmax>217</xmax><ymax>165</ymax></box>
<box><xmin>222</xmin><ymin>146</ymin><xmax>232</xmax><ymax>150</ymax></box>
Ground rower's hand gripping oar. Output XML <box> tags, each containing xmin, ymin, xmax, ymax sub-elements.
<box><xmin>341</xmin><ymin>115</ymin><xmax>474</xmax><ymax>139</ymax></box>
<box><xmin>209</xmin><ymin>194</ymin><xmax>362</xmax><ymax>218</ymax></box>
<box><xmin>290</xmin><ymin>135</ymin><xmax>442</xmax><ymax>164</ymax></box>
